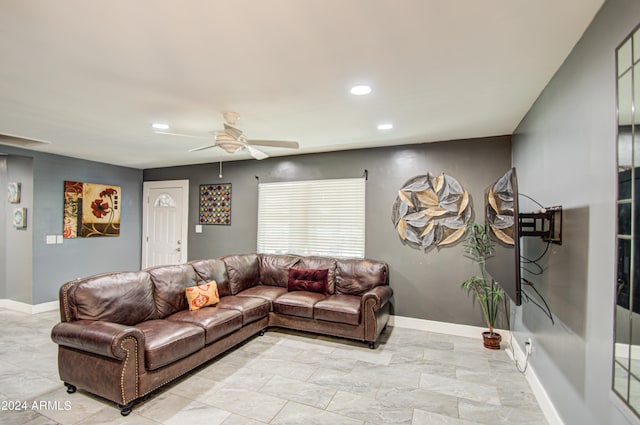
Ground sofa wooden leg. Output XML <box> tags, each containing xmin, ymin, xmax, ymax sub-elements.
<box><xmin>64</xmin><ymin>383</ymin><xmax>76</xmax><ymax>394</ymax></box>
<box><xmin>118</xmin><ymin>403</ymin><xmax>133</xmax><ymax>416</ymax></box>
<box><xmin>367</xmin><ymin>341</ymin><xmax>375</xmax><ymax>349</ymax></box>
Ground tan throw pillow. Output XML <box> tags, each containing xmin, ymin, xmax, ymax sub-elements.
<box><xmin>186</xmin><ymin>281</ymin><xmax>220</xmax><ymax>311</ymax></box>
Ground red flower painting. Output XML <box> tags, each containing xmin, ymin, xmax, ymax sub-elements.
<box><xmin>91</xmin><ymin>199</ymin><xmax>110</xmax><ymax>218</ymax></box>
<box><xmin>63</xmin><ymin>181</ymin><xmax>121</xmax><ymax>238</ymax></box>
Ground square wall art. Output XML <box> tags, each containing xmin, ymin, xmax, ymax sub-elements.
<box><xmin>63</xmin><ymin>181</ymin><xmax>121</xmax><ymax>238</ymax></box>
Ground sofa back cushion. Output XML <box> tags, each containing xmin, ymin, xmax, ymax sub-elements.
<box><xmin>148</xmin><ymin>264</ymin><xmax>198</xmax><ymax>318</ymax></box>
<box><xmin>190</xmin><ymin>258</ymin><xmax>231</xmax><ymax>297</ymax></box>
<box><xmin>336</xmin><ymin>258</ymin><xmax>388</xmax><ymax>295</ymax></box>
<box><xmin>69</xmin><ymin>271</ymin><xmax>157</xmax><ymax>325</ymax></box>
<box><xmin>259</xmin><ymin>254</ymin><xmax>301</xmax><ymax>287</ymax></box>
<box><xmin>223</xmin><ymin>254</ymin><xmax>260</xmax><ymax>295</ymax></box>
<box><xmin>297</xmin><ymin>257</ymin><xmax>337</xmax><ymax>294</ymax></box>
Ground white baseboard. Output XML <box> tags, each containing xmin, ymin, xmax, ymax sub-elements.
<box><xmin>503</xmin><ymin>328</ymin><xmax>564</xmax><ymax>425</ymax></box>
<box><xmin>389</xmin><ymin>314</ymin><xmax>510</xmax><ymax>341</ymax></box>
<box><xmin>0</xmin><ymin>299</ymin><xmax>58</xmax><ymax>314</ymax></box>
<box><xmin>390</xmin><ymin>315</ymin><xmax>563</xmax><ymax>425</ymax></box>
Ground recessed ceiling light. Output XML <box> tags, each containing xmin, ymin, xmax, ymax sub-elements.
<box><xmin>377</xmin><ymin>123</ymin><xmax>393</xmax><ymax>130</ymax></box>
<box><xmin>152</xmin><ymin>123</ymin><xmax>169</xmax><ymax>130</ymax></box>
<box><xmin>350</xmin><ymin>85</ymin><xmax>372</xmax><ymax>96</ymax></box>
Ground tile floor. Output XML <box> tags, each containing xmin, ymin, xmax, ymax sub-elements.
<box><xmin>0</xmin><ymin>308</ymin><xmax>548</xmax><ymax>424</ymax></box>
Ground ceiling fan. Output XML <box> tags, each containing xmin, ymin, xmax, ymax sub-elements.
<box><xmin>155</xmin><ymin>111</ymin><xmax>299</xmax><ymax>160</ymax></box>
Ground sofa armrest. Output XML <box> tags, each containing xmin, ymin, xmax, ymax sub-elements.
<box><xmin>51</xmin><ymin>320</ymin><xmax>145</xmax><ymax>363</ymax></box>
<box><xmin>362</xmin><ymin>285</ymin><xmax>393</xmax><ymax>310</ymax></box>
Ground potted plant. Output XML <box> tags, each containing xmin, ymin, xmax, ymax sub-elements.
<box><xmin>462</xmin><ymin>223</ymin><xmax>505</xmax><ymax>349</ymax></box>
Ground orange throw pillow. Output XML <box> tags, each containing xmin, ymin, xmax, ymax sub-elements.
<box><xmin>185</xmin><ymin>281</ymin><xmax>220</xmax><ymax>311</ymax></box>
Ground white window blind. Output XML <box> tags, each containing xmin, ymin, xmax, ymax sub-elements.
<box><xmin>257</xmin><ymin>177</ymin><xmax>365</xmax><ymax>258</ymax></box>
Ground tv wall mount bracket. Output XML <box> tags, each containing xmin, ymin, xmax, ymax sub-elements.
<box><xmin>519</xmin><ymin>205</ymin><xmax>563</xmax><ymax>245</ymax></box>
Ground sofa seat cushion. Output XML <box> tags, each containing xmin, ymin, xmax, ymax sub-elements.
<box><xmin>236</xmin><ymin>285</ymin><xmax>288</xmax><ymax>307</ymax></box>
<box><xmin>314</xmin><ymin>294</ymin><xmax>361</xmax><ymax>326</ymax></box>
<box><xmin>217</xmin><ymin>296</ymin><xmax>270</xmax><ymax>325</ymax></box>
<box><xmin>134</xmin><ymin>320</ymin><xmax>205</xmax><ymax>370</ymax></box>
<box><xmin>273</xmin><ymin>291</ymin><xmax>327</xmax><ymax>319</ymax></box>
<box><xmin>166</xmin><ymin>307</ymin><xmax>243</xmax><ymax>345</ymax></box>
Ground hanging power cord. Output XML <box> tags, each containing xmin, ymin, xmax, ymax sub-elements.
<box><xmin>521</xmin><ymin>262</ymin><xmax>544</xmax><ymax>276</ymax></box>
<box><xmin>521</xmin><ymin>241</ymin><xmax>551</xmax><ymax>264</ymax></box>
<box><xmin>519</xmin><ymin>192</ymin><xmax>546</xmax><ymax>209</ymax></box>
<box><xmin>515</xmin><ymin>333</ymin><xmax>532</xmax><ymax>374</ymax></box>
<box><xmin>520</xmin><ymin>240</ymin><xmax>551</xmax><ymax>276</ymax></box>
<box><xmin>504</xmin><ymin>298</ymin><xmax>532</xmax><ymax>374</ymax></box>
<box><xmin>521</xmin><ymin>282</ymin><xmax>555</xmax><ymax>324</ymax></box>
<box><xmin>502</xmin><ymin>192</ymin><xmax>553</xmax><ymax>374</ymax></box>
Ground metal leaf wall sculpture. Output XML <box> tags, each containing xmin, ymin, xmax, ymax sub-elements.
<box><xmin>391</xmin><ymin>173</ymin><xmax>472</xmax><ymax>252</ymax></box>
<box><xmin>486</xmin><ymin>169</ymin><xmax>515</xmax><ymax>245</ymax></box>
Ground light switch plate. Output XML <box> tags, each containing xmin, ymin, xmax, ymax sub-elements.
<box><xmin>46</xmin><ymin>235</ymin><xmax>56</xmax><ymax>245</ymax></box>
<box><xmin>195</xmin><ymin>225</ymin><xmax>203</xmax><ymax>233</ymax></box>
<box><xmin>56</xmin><ymin>235</ymin><xmax>64</xmax><ymax>244</ymax></box>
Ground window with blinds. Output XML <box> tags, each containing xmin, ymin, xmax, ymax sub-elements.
<box><xmin>257</xmin><ymin>177</ymin><xmax>365</xmax><ymax>258</ymax></box>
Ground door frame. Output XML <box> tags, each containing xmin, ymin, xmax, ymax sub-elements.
<box><xmin>141</xmin><ymin>179</ymin><xmax>189</xmax><ymax>268</ymax></box>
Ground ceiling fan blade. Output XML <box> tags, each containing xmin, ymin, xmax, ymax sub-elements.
<box><xmin>247</xmin><ymin>140</ymin><xmax>299</xmax><ymax>149</ymax></box>
<box><xmin>188</xmin><ymin>144</ymin><xmax>218</xmax><ymax>152</ymax></box>
<box><xmin>223</xmin><ymin>123</ymin><xmax>243</xmax><ymax>140</ymax></box>
<box><xmin>155</xmin><ymin>131</ymin><xmax>211</xmax><ymax>140</ymax></box>
<box><xmin>245</xmin><ymin>145</ymin><xmax>269</xmax><ymax>160</ymax></box>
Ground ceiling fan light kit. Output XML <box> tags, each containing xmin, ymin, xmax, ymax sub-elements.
<box><xmin>159</xmin><ymin>111</ymin><xmax>299</xmax><ymax>161</ymax></box>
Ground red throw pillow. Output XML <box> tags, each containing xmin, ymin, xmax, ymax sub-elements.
<box><xmin>287</xmin><ymin>268</ymin><xmax>329</xmax><ymax>294</ymax></box>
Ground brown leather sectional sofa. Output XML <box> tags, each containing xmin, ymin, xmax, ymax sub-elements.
<box><xmin>51</xmin><ymin>253</ymin><xmax>392</xmax><ymax>415</ymax></box>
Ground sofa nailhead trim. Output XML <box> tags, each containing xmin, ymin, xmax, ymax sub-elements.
<box><xmin>61</xmin><ymin>282</ymin><xmax>74</xmax><ymax>322</ymax></box>
<box><xmin>119</xmin><ymin>337</ymin><xmax>139</xmax><ymax>404</ymax></box>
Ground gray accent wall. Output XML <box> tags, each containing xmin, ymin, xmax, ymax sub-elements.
<box><xmin>144</xmin><ymin>136</ymin><xmax>512</xmax><ymax>326</ymax></box>
<box><xmin>512</xmin><ymin>0</ymin><xmax>640</xmax><ymax>423</ymax></box>
<box><xmin>0</xmin><ymin>145</ymin><xmax>143</xmax><ymax>304</ymax></box>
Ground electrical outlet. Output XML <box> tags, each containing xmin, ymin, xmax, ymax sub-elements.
<box><xmin>525</xmin><ymin>337</ymin><xmax>533</xmax><ymax>354</ymax></box>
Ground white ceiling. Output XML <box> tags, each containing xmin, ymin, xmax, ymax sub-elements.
<box><xmin>0</xmin><ymin>1</ymin><xmax>604</xmax><ymax>169</ymax></box>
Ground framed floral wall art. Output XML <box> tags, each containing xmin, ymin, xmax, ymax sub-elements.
<box><xmin>63</xmin><ymin>181</ymin><xmax>121</xmax><ymax>238</ymax></box>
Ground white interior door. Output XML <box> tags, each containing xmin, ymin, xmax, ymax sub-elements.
<box><xmin>142</xmin><ymin>180</ymin><xmax>189</xmax><ymax>268</ymax></box>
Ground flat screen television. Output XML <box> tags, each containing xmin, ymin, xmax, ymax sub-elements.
<box><xmin>484</xmin><ymin>168</ymin><xmax>522</xmax><ymax>306</ymax></box>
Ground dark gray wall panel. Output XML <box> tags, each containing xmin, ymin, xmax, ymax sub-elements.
<box><xmin>512</xmin><ymin>0</ymin><xmax>640</xmax><ymax>423</ymax></box>
<box><xmin>145</xmin><ymin>136</ymin><xmax>512</xmax><ymax>326</ymax></box>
